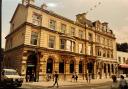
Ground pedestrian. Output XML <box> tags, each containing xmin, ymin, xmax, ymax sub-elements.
<box><xmin>88</xmin><ymin>73</ymin><xmax>91</xmax><ymax>83</ymax></box>
<box><xmin>119</xmin><ymin>75</ymin><xmax>128</xmax><ymax>89</ymax></box>
<box><xmin>53</xmin><ymin>71</ymin><xmax>59</xmax><ymax>88</ymax></box>
<box><xmin>111</xmin><ymin>75</ymin><xmax>119</xmax><ymax>89</ymax></box>
<box><xmin>74</xmin><ymin>72</ymin><xmax>78</xmax><ymax>82</ymax></box>
<box><xmin>71</xmin><ymin>72</ymin><xmax>75</xmax><ymax>82</ymax></box>
<box><xmin>26</xmin><ymin>74</ymin><xmax>30</xmax><ymax>82</ymax></box>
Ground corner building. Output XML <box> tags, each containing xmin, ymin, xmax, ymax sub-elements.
<box><xmin>4</xmin><ymin>0</ymin><xmax>118</xmax><ymax>81</ymax></box>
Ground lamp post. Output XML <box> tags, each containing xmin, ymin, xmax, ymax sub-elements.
<box><xmin>0</xmin><ymin>0</ymin><xmax>2</xmax><ymax>81</ymax></box>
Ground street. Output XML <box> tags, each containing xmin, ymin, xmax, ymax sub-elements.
<box><xmin>20</xmin><ymin>81</ymin><xmax>112</xmax><ymax>89</ymax></box>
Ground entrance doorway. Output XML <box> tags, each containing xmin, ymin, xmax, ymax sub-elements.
<box><xmin>26</xmin><ymin>53</ymin><xmax>37</xmax><ymax>82</ymax></box>
<box><xmin>47</xmin><ymin>58</ymin><xmax>53</xmax><ymax>73</ymax></box>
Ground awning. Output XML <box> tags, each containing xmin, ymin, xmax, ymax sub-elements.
<box><xmin>119</xmin><ymin>64</ymin><xmax>128</xmax><ymax>68</ymax></box>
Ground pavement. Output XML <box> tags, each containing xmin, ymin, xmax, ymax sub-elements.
<box><xmin>22</xmin><ymin>78</ymin><xmax>112</xmax><ymax>88</ymax></box>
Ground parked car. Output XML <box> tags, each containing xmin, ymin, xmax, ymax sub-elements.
<box><xmin>0</xmin><ymin>69</ymin><xmax>23</xmax><ymax>88</ymax></box>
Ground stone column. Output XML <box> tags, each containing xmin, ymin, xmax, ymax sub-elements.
<box><xmin>93</xmin><ymin>61</ymin><xmax>97</xmax><ymax>79</ymax></box>
<box><xmin>75</xmin><ymin>57</ymin><xmax>79</xmax><ymax>74</ymax></box>
<box><xmin>38</xmin><ymin>53</ymin><xmax>44</xmax><ymax>81</ymax></box>
<box><xmin>21</xmin><ymin>50</ymin><xmax>28</xmax><ymax>82</ymax></box>
<box><xmin>41</xmin><ymin>54</ymin><xmax>48</xmax><ymax>81</ymax></box>
<box><xmin>54</xmin><ymin>55</ymin><xmax>59</xmax><ymax>73</ymax></box>
<box><xmin>83</xmin><ymin>60</ymin><xmax>86</xmax><ymax>80</ymax></box>
<box><xmin>106</xmin><ymin>63</ymin><xmax>108</xmax><ymax>78</ymax></box>
<box><xmin>65</xmin><ymin>60</ymin><xmax>69</xmax><ymax>80</ymax></box>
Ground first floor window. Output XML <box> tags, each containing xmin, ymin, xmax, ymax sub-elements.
<box><xmin>31</xmin><ymin>31</ymin><xmax>38</xmax><ymax>45</ymax></box>
<box><xmin>60</xmin><ymin>39</ymin><xmax>66</xmax><ymax>49</ymax></box>
<box><xmin>79</xmin><ymin>43</ymin><xmax>83</xmax><ymax>53</ymax></box>
<box><xmin>49</xmin><ymin>35</ymin><xmax>55</xmax><ymax>48</ymax></box>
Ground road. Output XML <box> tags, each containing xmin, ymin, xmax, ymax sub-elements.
<box><xmin>20</xmin><ymin>81</ymin><xmax>112</xmax><ymax>89</ymax></box>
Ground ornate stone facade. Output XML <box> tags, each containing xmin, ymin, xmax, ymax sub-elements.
<box><xmin>4</xmin><ymin>0</ymin><xmax>118</xmax><ymax>81</ymax></box>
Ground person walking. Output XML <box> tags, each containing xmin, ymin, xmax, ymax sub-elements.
<box><xmin>88</xmin><ymin>73</ymin><xmax>91</xmax><ymax>83</ymax></box>
<box><xmin>119</xmin><ymin>75</ymin><xmax>128</xmax><ymax>89</ymax></box>
<box><xmin>53</xmin><ymin>71</ymin><xmax>59</xmax><ymax>88</ymax></box>
<box><xmin>111</xmin><ymin>75</ymin><xmax>119</xmax><ymax>89</ymax></box>
<box><xmin>71</xmin><ymin>72</ymin><xmax>75</xmax><ymax>82</ymax></box>
<box><xmin>74</xmin><ymin>72</ymin><xmax>78</xmax><ymax>82</ymax></box>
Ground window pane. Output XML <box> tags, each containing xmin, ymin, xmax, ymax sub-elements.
<box><xmin>31</xmin><ymin>32</ymin><xmax>38</xmax><ymax>45</ymax></box>
<box><xmin>50</xmin><ymin>20</ymin><xmax>56</xmax><ymax>30</ymax></box>
<box><xmin>32</xmin><ymin>13</ymin><xmax>41</xmax><ymax>26</ymax></box>
<box><xmin>60</xmin><ymin>39</ymin><xmax>65</xmax><ymax>49</ymax></box>
<box><xmin>49</xmin><ymin>36</ymin><xmax>55</xmax><ymax>48</ymax></box>
<box><xmin>79</xmin><ymin>30</ymin><xmax>83</xmax><ymax>39</ymax></box>
<box><xmin>71</xmin><ymin>27</ymin><xmax>75</xmax><ymax>36</ymax></box>
<box><xmin>61</xmin><ymin>24</ymin><xmax>66</xmax><ymax>33</ymax></box>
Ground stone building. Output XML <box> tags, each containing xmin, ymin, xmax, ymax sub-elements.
<box><xmin>117</xmin><ymin>51</ymin><xmax>128</xmax><ymax>77</ymax></box>
<box><xmin>4</xmin><ymin>0</ymin><xmax>118</xmax><ymax>81</ymax></box>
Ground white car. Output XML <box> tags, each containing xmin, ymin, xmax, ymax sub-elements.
<box><xmin>0</xmin><ymin>69</ymin><xmax>23</xmax><ymax>88</ymax></box>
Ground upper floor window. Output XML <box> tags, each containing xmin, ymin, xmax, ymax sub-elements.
<box><xmin>118</xmin><ymin>57</ymin><xmax>121</xmax><ymax>63</ymax></box>
<box><xmin>88</xmin><ymin>33</ymin><xmax>93</xmax><ymax>41</ymax></box>
<box><xmin>66</xmin><ymin>40</ymin><xmax>71</xmax><ymax>51</ymax></box>
<box><xmin>72</xmin><ymin>41</ymin><xmax>75</xmax><ymax>52</ymax></box>
<box><xmin>103</xmin><ymin>50</ymin><xmax>106</xmax><ymax>57</ymax></box>
<box><xmin>107</xmin><ymin>39</ymin><xmax>109</xmax><ymax>46</ymax></box>
<box><xmin>49</xmin><ymin>35</ymin><xmax>55</xmax><ymax>48</ymax></box>
<box><xmin>49</xmin><ymin>20</ymin><xmax>56</xmax><ymax>30</ymax></box>
<box><xmin>123</xmin><ymin>57</ymin><xmax>125</xmax><ymax>63</ymax></box>
<box><xmin>31</xmin><ymin>31</ymin><xmax>38</xmax><ymax>45</ymax></box>
<box><xmin>60</xmin><ymin>39</ymin><xmax>66</xmax><ymax>49</ymax></box>
<box><xmin>71</xmin><ymin>27</ymin><xmax>75</xmax><ymax>36</ymax></box>
<box><xmin>88</xmin><ymin>44</ymin><xmax>93</xmax><ymax>55</ymax></box>
<box><xmin>103</xmin><ymin>37</ymin><xmax>105</xmax><ymax>44</ymax></box>
<box><xmin>79</xmin><ymin>30</ymin><xmax>83</xmax><ymax>39</ymax></box>
<box><xmin>97</xmin><ymin>35</ymin><xmax>100</xmax><ymax>43</ymax></box>
<box><xmin>61</xmin><ymin>24</ymin><xmax>66</xmax><ymax>34</ymax></box>
<box><xmin>32</xmin><ymin>13</ymin><xmax>42</xmax><ymax>26</ymax></box>
<box><xmin>79</xmin><ymin>43</ymin><xmax>83</xmax><ymax>53</ymax></box>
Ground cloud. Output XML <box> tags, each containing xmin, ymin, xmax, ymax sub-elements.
<box><xmin>114</xmin><ymin>26</ymin><xmax>128</xmax><ymax>43</ymax></box>
<box><xmin>47</xmin><ymin>3</ymin><xmax>57</xmax><ymax>8</ymax></box>
<box><xmin>125</xmin><ymin>17</ymin><xmax>128</xmax><ymax>21</ymax></box>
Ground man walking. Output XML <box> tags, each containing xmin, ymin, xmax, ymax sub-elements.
<box><xmin>53</xmin><ymin>71</ymin><xmax>59</xmax><ymax>88</ymax></box>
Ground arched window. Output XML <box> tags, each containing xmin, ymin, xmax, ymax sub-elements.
<box><xmin>59</xmin><ymin>59</ymin><xmax>64</xmax><ymax>73</ymax></box>
<box><xmin>108</xmin><ymin>64</ymin><xmax>110</xmax><ymax>73</ymax></box>
<box><xmin>47</xmin><ymin>58</ymin><xmax>53</xmax><ymax>73</ymax></box>
<box><xmin>112</xmin><ymin>64</ymin><xmax>114</xmax><ymax>73</ymax></box>
<box><xmin>70</xmin><ymin>60</ymin><xmax>74</xmax><ymax>73</ymax></box>
<box><xmin>79</xmin><ymin>61</ymin><xmax>83</xmax><ymax>73</ymax></box>
<box><xmin>104</xmin><ymin>63</ymin><xmax>106</xmax><ymax>73</ymax></box>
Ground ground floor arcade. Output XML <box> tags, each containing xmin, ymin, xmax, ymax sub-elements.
<box><xmin>4</xmin><ymin>46</ymin><xmax>118</xmax><ymax>82</ymax></box>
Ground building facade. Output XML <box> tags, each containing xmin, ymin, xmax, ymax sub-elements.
<box><xmin>4</xmin><ymin>0</ymin><xmax>117</xmax><ymax>81</ymax></box>
<box><xmin>117</xmin><ymin>51</ymin><xmax>128</xmax><ymax>77</ymax></box>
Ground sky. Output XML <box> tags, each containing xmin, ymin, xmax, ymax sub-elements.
<box><xmin>2</xmin><ymin>0</ymin><xmax>128</xmax><ymax>48</ymax></box>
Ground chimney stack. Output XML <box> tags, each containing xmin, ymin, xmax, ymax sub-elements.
<box><xmin>22</xmin><ymin>0</ymin><xmax>35</xmax><ymax>5</ymax></box>
<box><xmin>41</xmin><ymin>3</ymin><xmax>48</xmax><ymax>10</ymax></box>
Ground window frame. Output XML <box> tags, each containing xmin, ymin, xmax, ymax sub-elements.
<box><xmin>48</xmin><ymin>35</ymin><xmax>55</xmax><ymax>48</ymax></box>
